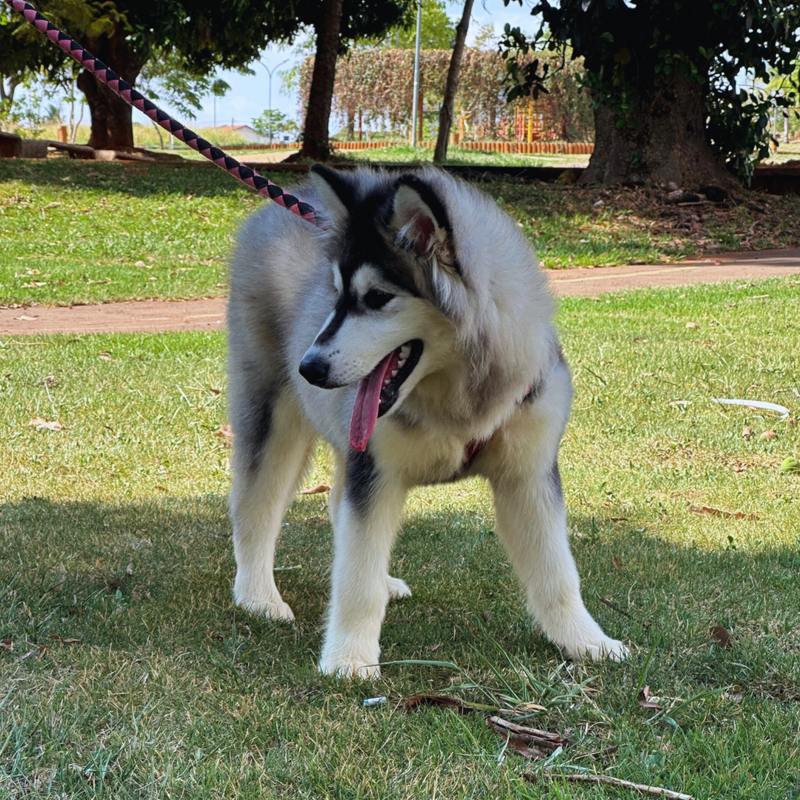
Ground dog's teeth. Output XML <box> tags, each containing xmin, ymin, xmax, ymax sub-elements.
<box><xmin>397</xmin><ymin>358</ymin><xmax>406</xmax><ymax>368</ymax></box>
<box><xmin>400</xmin><ymin>345</ymin><xmax>411</xmax><ymax>359</ymax></box>
<box><xmin>391</xmin><ymin>370</ymin><xmax>398</xmax><ymax>377</ymax></box>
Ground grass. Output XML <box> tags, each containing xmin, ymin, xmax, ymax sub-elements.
<box><xmin>334</xmin><ymin>143</ymin><xmax>588</xmax><ymax>169</ymax></box>
<box><xmin>1</xmin><ymin>278</ymin><xmax>799</xmax><ymax>798</ymax></box>
<box><xmin>3</xmin><ymin>159</ymin><xmax>800</xmax><ymax>307</ymax></box>
<box><xmin>764</xmin><ymin>140</ymin><xmax>800</xmax><ymax>165</ymax></box>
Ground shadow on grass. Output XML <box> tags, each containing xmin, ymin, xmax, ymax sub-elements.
<box><xmin>1</xmin><ymin>493</ymin><xmax>798</xmax><ymax>698</ymax></box>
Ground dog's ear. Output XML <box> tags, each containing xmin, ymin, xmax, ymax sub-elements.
<box><xmin>309</xmin><ymin>164</ymin><xmax>355</xmax><ymax>228</ymax></box>
<box><xmin>390</xmin><ymin>175</ymin><xmax>455</xmax><ymax>263</ymax></box>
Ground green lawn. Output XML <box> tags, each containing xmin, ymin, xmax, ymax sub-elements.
<box><xmin>335</xmin><ymin>143</ymin><xmax>588</xmax><ymax>169</ymax></box>
<box><xmin>1</xmin><ymin>278</ymin><xmax>799</xmax><ymax>798</ymax></box>
<box><xmin>3</xmin><ymin>160</ymin><xmax>800</xmax><ymax>307</ymax></box>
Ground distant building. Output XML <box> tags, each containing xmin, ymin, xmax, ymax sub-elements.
<box><xmin>218</xmin><ymin>125</ymin><xmax>271</xmax><ymax>144</ymax></box>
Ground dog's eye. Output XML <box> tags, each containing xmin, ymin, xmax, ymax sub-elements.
<box><xmin>363</xmin><ymin>289</ymin><xmax>394</xmax><ymax>310</ymax></box>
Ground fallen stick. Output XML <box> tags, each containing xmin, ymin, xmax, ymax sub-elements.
<box><xmin>527</xmin><ymin>773</ymin><xmax>693</xmax><ymax>800</ymax></box>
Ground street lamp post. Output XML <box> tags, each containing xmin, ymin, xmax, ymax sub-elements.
<box><xmin>257</xmin><ymin>59</ymin><xmax>289</xmax><ymax>145</ymax></box>
<box><xmin>410</xmin><ymin>0</ymin><xmax>422</xmax><ymax>147</ymax></box>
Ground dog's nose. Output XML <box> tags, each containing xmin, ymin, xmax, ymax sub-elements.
<box><xmin>299</xmin><ymin>354</ymin><xmax>330</xmax><ymax>387</ymax></box>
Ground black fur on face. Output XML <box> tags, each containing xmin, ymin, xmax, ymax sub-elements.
<box><xmin>309</xmin><ymin>166</ymin><xmax>459</xmax><ymax>308</ymax></box>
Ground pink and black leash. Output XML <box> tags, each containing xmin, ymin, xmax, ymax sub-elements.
<box><xmin>2</xmin><ymin>0</ymin><xmax>319</xmax><ymax>227</ymax></box>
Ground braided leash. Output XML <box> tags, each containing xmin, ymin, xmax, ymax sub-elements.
<box><xmin>3</xmin><ymin>0</ymin><xmax>319</xmax><ymax>226</ymax></box>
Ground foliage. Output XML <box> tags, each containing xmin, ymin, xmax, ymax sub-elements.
<box><xmin>251</xmin><ymin>108</ymin><xmax>299</xmax><ymax>139</ymax></box>
<box><xmin>500</xmin><ymin>0</ymin><xmax>800</xmax><ymax>180</ymax></box>
<box><xmin>0</xmin><ymin>0</ymin><xmax>119</xmax><ymax>107</ymax></box>
<box><xmin>0</xmin><ymin>74</ymin><xmax>48</xmax><ymax>133</ymax></box>
<box><xmin>137</xmin><ymin>51</ymin><xmax>230</xmax><ymax>121</ymax></box>
<box><xmin>367</xmin><ymin>0</ymin><xmax>455</xmax><ymax>50</ymax></box>
<box><xmin>298</xmin><ymin>47</ymin><xmax>593</xmax><ymax>140</ymax></box>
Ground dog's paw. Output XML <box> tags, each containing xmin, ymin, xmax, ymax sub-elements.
<box><xmin>318</xmin><ymin>653</ymin><xmax>381</xmax><ymax>680</ymax></box>
<box><xmin>567</xmin><ymin>637</ymin><xmax>629</xmax><ymax>662</ymax></box>
<box><xmin>233</xmin><ymin>579</ymin><xmax>295</xmax><ymax>622</ymax></box>
<box><xmin>387</xmin><ymin>575</ymin><xmax>412</xmax><ymax>600</ymax></box>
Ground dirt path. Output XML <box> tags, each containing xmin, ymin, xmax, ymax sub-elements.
<box><xmin>2</xmin><ymin>248</ymin><xmax>799</xmax><ymax>336</ymax></box>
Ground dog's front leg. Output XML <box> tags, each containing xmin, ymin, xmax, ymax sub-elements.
<box><xmin>491</xmin><ymin>467</ymin><xmax>627</xmax><ymax>661</ymax></box>
<box><xmin>485</xmin><ymin>372</ymin><xmax>628</xmax><ymax>662</ymax></box>
<box><xmin>320</xmin><ymin>451</ymin><xmax>407</xmax><ymax>679</ymax></box>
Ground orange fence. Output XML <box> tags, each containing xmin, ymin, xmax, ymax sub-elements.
<box><xmin>333</xmin><ymin>141</ymin><xmax>594</xmax><ymax>154</ymax></box>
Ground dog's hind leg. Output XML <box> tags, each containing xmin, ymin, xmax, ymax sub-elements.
<box><xmin>320</xmin><ymin>450</ymin><xmax>407</xmax><ymax>678</ymax></box>
<box><xmin>230</xmin><ymin>388</ymin><xmax>316</xmax><ymax>622</ymax></box>
<box><xmin>484</xmin><ymin>367</ymin><xmax>629</xmax><ymax>662</ymax></box>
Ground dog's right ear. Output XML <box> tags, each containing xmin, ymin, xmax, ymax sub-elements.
<box><xmin>309</xmin><ymin>165</ymin><xmax>355</xmax><ymax>229</ymax></box>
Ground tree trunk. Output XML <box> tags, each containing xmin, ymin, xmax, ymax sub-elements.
<box><xmin>582</xmin><ymin>72</ymin><xmax>737</xmax><ymax>189</ymax></box>
<box><xmin>77</xmin><ymin>28</ymin><xmax>145</xmax><ymax>150</ymax></box>
<box><xmin>300</xmin><ymin>0</ymin><xmax>344</xmax><ymax>161</ymax></box>
<box><xmin>433</xmin><ymin>0</ymin><xmax>475</xmax><ymax>164</ymax></box>
<box><xmin>1</xmin><ymin>74</ymin><xmax>21</xmax><ymax>106</ymax></box>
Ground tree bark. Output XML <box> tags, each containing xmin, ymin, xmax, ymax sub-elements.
<box><xmin>77</xmin><ymin>29</ymin><xmax>145</xmax><ymax>150</ymax></box>
<box><xmin>300</xmin><ymin>0</ymin><xmax>344</xmax><ymax>161</ymax></box>
<box><xmin>582</xmin><ymin>72</ymin><xmax>737</xmax><ymax>189</ymax></box>
<box><xmin>1</xmin><ymin>74</ymin><xmax>21</xmax><ymax>106</ymax></box>
<box><xmin>433</xmin><ymin>0</ymin><xmax>475</xmax><ymax>164</ymax></box>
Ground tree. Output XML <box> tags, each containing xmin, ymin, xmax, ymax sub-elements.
<box><xmin>297</xmin><ymin>0</ymin><xmax>411</xmax><ymax>160</ymax></box>
<box><xmin>297</xmin><ymin>47</ymin><xmax>593</xmax><ymax>143</ymax></box>
<box><xmin>502</xmin><ymin>0</ymin><xmax>800</xmax><ymax>186</ymax></box>
<box><xmin>433</xmin><ymin>0</ymin><xmax>475</xmax><ymax>163</ymax></box>
<box><xmin>370</xmin><ymin>0</ymin><xmax>455</xmax><ymax>49</ymax></box>
<box><xmin>1</xmin><ymin>0</ymin><xmax>115</xmax><ymax>116</ymax></box>
<box><xmin>137</xmin><ymin>50</ymin><xmax>230</xmax><ymax>147</ymax></box>
<box><xmin>251</xmin><ymin>109</ymin><xmax>299</xmax><ymax>141</ymax></box>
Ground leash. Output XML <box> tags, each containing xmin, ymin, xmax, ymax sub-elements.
<box><xmin>2</xmin><ymin>0</ymin><xmax>319</xmax><ymax>226</ymax></box>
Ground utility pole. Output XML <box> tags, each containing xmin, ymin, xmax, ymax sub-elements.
<box><xmin>258</xmin><ymin>59</ymin><xmax>289</xmax><ymax>144</ymax></box>
<box><xmin>411</xmin><ymin>0</ymin><xmax>422</xmax><ymax>147</ymax></box>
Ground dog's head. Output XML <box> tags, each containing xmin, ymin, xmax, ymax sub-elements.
<box><xmin>299</xmin><ymin>166</ymin><xmax>465</xmax><ymax>450</ymax></box>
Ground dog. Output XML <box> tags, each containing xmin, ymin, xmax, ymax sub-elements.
<box><xmin>227</xmin><ymin>165</ymin><xmax>628</xmax><ymax>678</ymax></box>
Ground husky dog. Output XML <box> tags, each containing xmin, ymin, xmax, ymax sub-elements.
<box><xmin>227</xmin><ymin>165</ymin><xmax>628</xmax><ymax>678</ymax></box>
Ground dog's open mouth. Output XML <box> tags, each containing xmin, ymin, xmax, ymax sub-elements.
<box><xmin>349</xmin><ymin>339</ymin><xmax>423</xmax><ymax>451</ymax></box>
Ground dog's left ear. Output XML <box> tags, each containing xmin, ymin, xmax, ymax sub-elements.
<box><xmin>309</xmin><ymin>164</ymin><xmax>355</xmax><ymax>228</ymax></box>
<box><xmin>390</xmin><ymin>175</ymin><xmax>457</xmax><ymax>275</ymax></box>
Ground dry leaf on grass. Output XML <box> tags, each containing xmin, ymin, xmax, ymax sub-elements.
<box><xmin>29</xmin><ymin>417</ymin><xmax>63</xmax><ymax>432</ymax></box>
<box><xmin>612</xmin><ymin>556</ymin><xmax>623</xmax><ymax>569</ymax></box>
<box><xmin>638</xmin><ymin>685</ymin><xmax>664</xmax><ymax>711</ymax></box>
<box><xmin>685</xmin><ymin>322</ymin><xmax>700</xmax><ymax>329</ymax></box>
<box><xmin>742</xmin><ymin>426</ymin><xmax>752</xmax><ymax>439</ymax></box>
<box><xmin>1</xmin><ymin>639</ymin><xmax>13</xmax><ymax>651</ymax></box>
<box><xmin>216</xmin><ymin>425</ymin><xmax>233</xmax><ymax>444</ymax></box>
<box><xmin>761</xmin><ymin>430</ymin><xmax>777</xmax><ymax>440</ymax></box>
<box><xmin>402</xmin><ymin>694</ymin><xmax>478</xmax><ymax>714</ymax></box>
<box><xmin>710</xmin><ymin>625</ymin><xmax>733</xmax><ymax>649</ymax></box>
<box><xmin>50</xmin><ymin>635</ymin><xmax>81</xmax><ymax>645</ymax></box>
<box><xmin>299</xmin><ymin>483</ymin><xmax>331</xmax><ymax>495</ymax></box>
<box><xmin>688</xmin><ymin>504</ymin><xmax>759</xmax><ymax>521</ymax></box>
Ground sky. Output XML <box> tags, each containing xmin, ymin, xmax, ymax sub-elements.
<box><xmin>130</xmin><ymin>0</ymin><xmax>541</xmax><ymax>132</ymax></box>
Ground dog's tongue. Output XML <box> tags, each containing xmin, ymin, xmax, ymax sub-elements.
<box><xmin>349</xmin><ymin>350</ymin><xmax>396</xmax><ymax>451</ymax></box>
